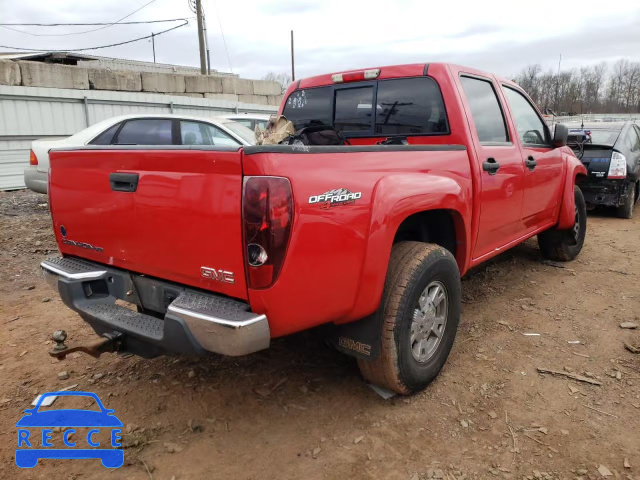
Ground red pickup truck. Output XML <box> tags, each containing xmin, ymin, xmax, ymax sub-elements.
<box><xmin>42</xmin><ymin>63</ymin><xmax>587</xmax><ymax>395</ymax></box>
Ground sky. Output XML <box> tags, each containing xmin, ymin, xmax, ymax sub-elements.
<box><xmin>1</xmin><ymin>0</ymin><xmax>639</xmax><ymax>80</ymax></box>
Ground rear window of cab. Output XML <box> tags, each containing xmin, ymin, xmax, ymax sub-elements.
<box><xmin>282</xmin><ymin>77</ymin><xmax>449</xmax><ymax>137</ymax></box>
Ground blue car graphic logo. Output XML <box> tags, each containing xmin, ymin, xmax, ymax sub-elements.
<box><xmin>16</xmin><ymin>391</ymin><xmax>124</xmax><ymax>468</ymax></box>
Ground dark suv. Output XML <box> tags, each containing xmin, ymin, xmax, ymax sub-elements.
<box><xmin>573</xmin><ymin>122</ymin><xmax>640</xmax><ymax>218</ymax></box>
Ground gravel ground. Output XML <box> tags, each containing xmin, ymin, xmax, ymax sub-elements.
<box><xmin>1</xmin><ymin>189</ymin><xmax>639</xmax><ymax>480</ymax></box>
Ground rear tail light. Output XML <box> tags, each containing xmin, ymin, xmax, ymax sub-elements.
<box><xmin>608</xmin><ymin>151</ymin><xmax>627</xmax><ymax>179</ymax></box>
<box><xmin>29</xmin><ymin>150</ymin><xmax>38</xmax><ymax>166</ymax></box>
<box><xmin>242</xmin><ymin>176</ymin><xmax>293</xmax><ymax>289</ymax></box>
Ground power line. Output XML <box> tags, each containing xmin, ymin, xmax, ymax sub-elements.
<box><xmin>0</xmin><ymin>0</ymin><xmax>162</xmax><ymax>37</ymax></box>
<box><xmin>0</xmin><ymin>18</ymin><xmax>193</xmax><ymax>27</ymax></box>
<box><xmin>0</xmin><ymin>18</ymin><xmax>193</xmax><ymax>37</ymax></box>
<box><xmin>0</xmin><ymin>20</ymin><xmax>189</xmax><ymax>52</ymax></box>
<box><xmin>212</xmin><ymin>0</ymin><xmax>233</xmax><ymax>73</ymax></box>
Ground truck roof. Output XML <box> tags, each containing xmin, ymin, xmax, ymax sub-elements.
<box><xmin>295</xmin><ymin>63</ymin><xmax>516</xmax><ymax>90</ymax></box>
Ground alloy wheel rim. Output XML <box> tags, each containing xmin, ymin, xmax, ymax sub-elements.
<box><xmin>410</xmin><ymin>280</ymin><xmax>448</xmax><ymax>363</ymax></box>
<box><xmin>572</xmin><ymin>205</ymin><xmax>580</xmax><ymax>244</ymax></box>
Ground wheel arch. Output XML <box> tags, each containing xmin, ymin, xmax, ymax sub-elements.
<box><xmin>557</xmin><ymin>155</ymin><xmax>588</xmax><ymax>230</ymax></box>
<box><xmin>345</xmin><ymin>172</ymin><xmax>471</xmax><ymax>323</ymax></box>
<box><xmin>392</xmin><ymin>209</ymin><xmax>467</xmax><ymax>269</ymax></box>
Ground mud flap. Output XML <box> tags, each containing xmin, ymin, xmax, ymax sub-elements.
<box><xmin>328</xmin><ymin>311</ymin><xmax>383</xmax><ymax>360</ymax></box>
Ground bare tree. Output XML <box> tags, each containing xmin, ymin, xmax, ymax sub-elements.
<box><xmin>262</xmin><ymin>72</ymin><xmax>292</xmax><ymax>94</ymax></box>
<box><xmin>622</xmin><ymin>62</ymin><xmax>640</xmax><ymax>112</ymax></box>
<box><xmin>513</xmin><ymin>59</ymin><xmax>640</xmax><ymax>114</ymax></box>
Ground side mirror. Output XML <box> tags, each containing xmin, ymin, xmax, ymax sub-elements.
<box><xmin>553</xmin><ymin>123</ymin><xmax>568</xmax><ymax>148</ymax></box>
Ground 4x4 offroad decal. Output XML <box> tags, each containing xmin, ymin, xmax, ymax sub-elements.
<box><xmin>308</xmin><ymin>188</ymin><xmax>362</xmax><ymax>209</ymax></box>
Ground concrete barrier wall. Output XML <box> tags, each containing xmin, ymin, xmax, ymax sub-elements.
<box><xmin>0</xmin><ymin>84</ymin><xmax>279</xmax><ymax>190</ymax></box>
<box><xmin>0</xmin><ymin>61</ymin><xmax>21</xmax><ymax>86</ymax></box>
<box><xmin>0</xmin><ymin>61</ymin><xmax>283</xmax><ymax>106</ymax></box>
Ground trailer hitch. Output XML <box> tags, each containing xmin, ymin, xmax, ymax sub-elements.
<box><xmin>49</xmin><ymin>330</ymin><xmax>123</xmax><ymax>360</ymax></box>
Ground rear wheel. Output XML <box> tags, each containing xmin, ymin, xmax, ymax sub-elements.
<box><xmin>538</xmin><ymin>185</ymin><xmax>586</xmax><ymax>261</ymax></box>
<box><xmin>357</xmin><ymin>242</ymin><xmax>461</xmax><ymax>395</ymax></box>
<box><xmin>617</xmin><ymin>184</ymin><xmax>636</xmax><ymax>219</ymax></box>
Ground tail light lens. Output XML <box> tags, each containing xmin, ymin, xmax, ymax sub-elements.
<box><xmin>608</xmin><ymin>151</ymin><xmax>627</xmax><ymax>179</ymax></box>
<box><xmin>243</xmin><ymin>176</ymin><xmax>293</xmax><ymax>289</ymax></box>
<box><xmin>29</xmin><ymin>150</ymin><xmax>38</xmax><ymax>166</ymax></box>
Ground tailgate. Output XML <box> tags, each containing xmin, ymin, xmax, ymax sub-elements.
<box><xmin>48</xmin><ymin>147</ymin><xmax>248</xmax><ymax>300</ymax></box>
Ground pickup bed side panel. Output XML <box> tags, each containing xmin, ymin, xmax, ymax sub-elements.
<box><xmin>557</xmin><ymin>149</ymin><xmax>588</xmax><ymax>229</ymax></box>
<box><xmin>242</xmin><ymin>147</ymin><xmax>472</xmax><ymax>338</ymax></box>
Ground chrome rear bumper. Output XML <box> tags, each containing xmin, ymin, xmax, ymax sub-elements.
<box><xmin>41</xmin><ymin>257</ymin><xmax>270</xmax><ymax>357</ymax></box>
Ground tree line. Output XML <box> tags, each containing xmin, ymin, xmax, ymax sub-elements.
<box><xmin>514</xmin><ymin>59</ymin><xmax>640</xmax><ymax>115</ymax></box>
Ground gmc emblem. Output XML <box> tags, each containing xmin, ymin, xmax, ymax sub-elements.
<box><xmin>201</xmin><ymin>266</ymin><xmax>235</xmax><ymax>284</ymax></box>
<box><xmin>338</xmin><ymin>336</ymin><xmax>372</xmax><ymax>356</ymax></box>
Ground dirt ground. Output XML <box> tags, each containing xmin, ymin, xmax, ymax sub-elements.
<box><xmin>1</xmin><ymin>189</ymin><xmax>639</xmax><ymax>480</ymax></box>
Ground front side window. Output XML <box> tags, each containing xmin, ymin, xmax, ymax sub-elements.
<box><xmin>334</xmin><ymin>87</ymin><xmax>374</xmax><ymax>132</ymax></box>
<box><xmin>115</xmin><ymin>119</ymin><xmax>173</xmax><ymax>145</ymax></box>
<box><xmin>375</xmin><ymin>78</ymin><xmax>448</xmax><ymax>134</ymax></box>
<box><xmin>503</xmin><ymin>86</ymin><xmax>549</xmax><ymax>146</ymax></box>
<box><xmin>460</xmin><ymin>76</ymin><xmax>508</xmax><ymax>143</ymax></box>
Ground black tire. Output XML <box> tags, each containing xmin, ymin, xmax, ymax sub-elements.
<box><xmin>357</xmin><ymin>242</ymin><xmax>461</xmax><ymax>395</ymax></box>
<box><xmin>538</xmin><ymin>186</ymin><xmax>587</xmax><ymax>261</ymax></box>
<box><xmin>616</xmin><ymin>184</ymin><xmax>635</xmax><ymax>219</ymax></box>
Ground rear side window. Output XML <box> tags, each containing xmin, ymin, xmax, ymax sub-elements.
<box><xmin>460</xmin><ymin>76</ymin><xmax>508</xmax><ymax>143</ymax></box>
<box><xmin>284</xmin><ymin>88</ymin><xmax>333</xmax><ymax>129</ymax></box>
<box><xmin>114</xmin><ymin>119</ymin><xmax>173</xmax><ymax>145</ymax></box>
<box><xmin>90</xmin><ymin>123</ymin><xmax>121</xmax><ymax>145</ymax></box>
<box><xmin>375</xmin><ymin>78</ymin><xmax>447</xmax><ymax>134</ymax></box>
<box><xmin>502</xmin><ymin>86</ymin><xmax>549</xmax><ymax>146</ymax></box>
<box><xmin>334</xmin><ymin>87</ymin><xmax>374</xmax><ymax>131</ymax></box>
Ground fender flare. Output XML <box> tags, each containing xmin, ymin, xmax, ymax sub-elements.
<box><xmin>557</xmin><ymin>153</ymin><xmax>587</xmax><ymax>230</ymax></box>
<box><xmin>345</xmin><ymin>172</ymin><xmax>471</xmax><ymax>322</ymax></box>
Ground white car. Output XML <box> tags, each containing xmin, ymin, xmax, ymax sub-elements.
<box><xmin>221</xmin><ymin>113</ymin><xmax>272</xmax><ymax>131</ymax></box>
<box><xmin>24</xmin><ymin>114</ymin><xmax>256</xmax><ymax>194</ymax></box>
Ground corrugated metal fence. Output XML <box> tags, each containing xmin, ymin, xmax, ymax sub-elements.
<box><xmin>0</xmin><ymin>85</ymin><xmax>277</xmax><ymax>191</ymax></box>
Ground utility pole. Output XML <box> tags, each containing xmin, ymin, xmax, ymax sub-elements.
<box><xmin>290</xmin><ymin>30</ymin><xmax>295</xmax><ymax>81</ymax></box>
<box><xmin>555</xmin><ymin>53</ymin><xmax>562</xmax><ymax>112</ymax></box>
<box><xmin>196</xmin><ymin>0</ymin><xmax>207</xmax><ymax>74</ymax></box>
<box><xmin>203</xmin><ymin>11</ymin><xmax>211</xmax><ymax>74</ymax></box>
<box><xmin>151</xmin><ymin>32</ymin><xmax>156</xmax><ymax>63</ymax></box>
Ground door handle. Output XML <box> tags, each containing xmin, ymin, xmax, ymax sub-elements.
<box><xmin>482</xmin><ymin>157</ymin><xmax>500</xmax><ymax>175</ymax></box>
<box><xmin>109</xmin><ymin>173</ymin><xmax>139</xmax><ymax>192</ymax></box>
<box><xmin>525</xmin><ymin>156</ymin><xmax>538</xmax><ymax>171</ymax></box>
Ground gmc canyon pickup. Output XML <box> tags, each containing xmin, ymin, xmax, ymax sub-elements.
<box><xmin>42</xmin><ymin>63</ymin><xmax>587</xmax><ymax>395</ymax></box>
